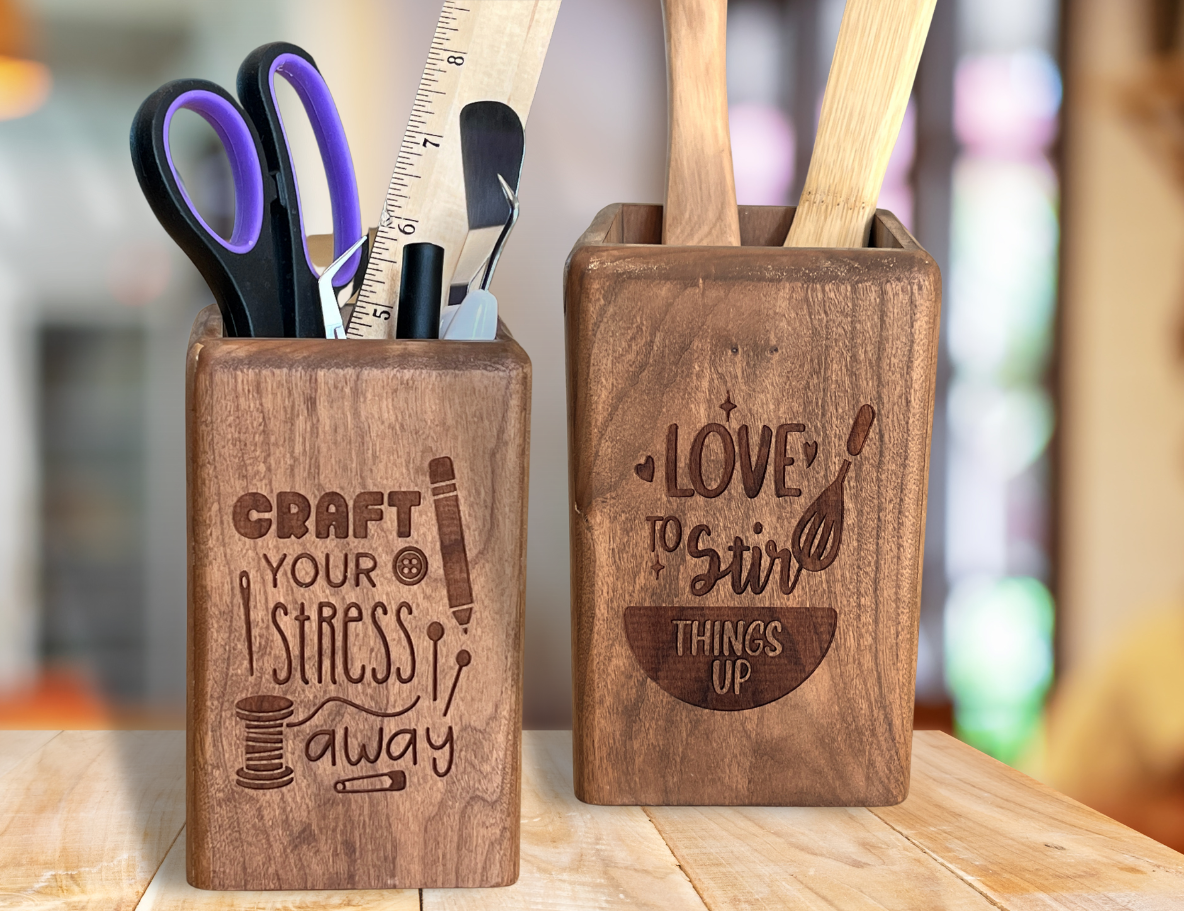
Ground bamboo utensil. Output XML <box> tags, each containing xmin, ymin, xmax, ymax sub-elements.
<box><xmin>661</xmin><ymin>0</ymin><xmax>741</xmax><ymax>246</ymax></box>
<box><xmin>785</xmin><ymin>0</ymin><xmax>937</xmax><ymax>248</ymax></box>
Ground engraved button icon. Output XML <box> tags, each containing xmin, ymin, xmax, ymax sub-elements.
<box><xmin>393</xmin><ymin>546</ymin><xmax>428</xmax><ymax>585</ymax></box>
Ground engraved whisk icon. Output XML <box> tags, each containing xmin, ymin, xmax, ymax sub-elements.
<box><xmin>787</xmin><ymin>405</ymin><xmax>875</xmax><ymax>593</ymax></box>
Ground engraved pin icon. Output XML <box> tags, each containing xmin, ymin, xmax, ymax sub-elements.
<box><xmin>444</xmin><ymin>650</ymin><xmax>471</xmax><ymax>717</ymax></box>
<box><xmin>335</xmin><ymin>770</ymin><xmax>407</xmax><ymax>794</ymax></box>
<box><xmin>428</xmin><ymin>621</ymin><xmax>445</xmax><ymax>701</ymax></box>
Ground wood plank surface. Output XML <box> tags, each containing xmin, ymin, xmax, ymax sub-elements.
<box><xmin>0</xmin><ymin>730</ymin><xmax>185</xmax><ymax>909</ymax></box>
<box><xmin>0</xmin><ymin>730</ymin><xmax>60</xmax><ymax>781</ymax></box>
<box><xmin>3</xmin><ymin>730</ymin><xmax>1182</xmax><ymax>909</ymax></box>
<box><xmin>872</xmin><ymin>732</ymin><xmax>1184</xmax><ymax>910</ymax></box>
<box><xmin>422</xmin><ymin>730</ymin><xmax>706</xmax><ymax>911</ymax></box>
<box><xmin>134</xmin><ymin>833</ymin><xmax>419</xmax><ymax>910</ymax></box>
<box><xmin>646</xmin><ymin>803</ymin><xmax>997</xmax><ymax>910</ymax></box>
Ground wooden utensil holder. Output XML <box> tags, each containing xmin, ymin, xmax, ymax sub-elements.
<box><xmin>565</xmin><ymin>204</ymin><xmax>940</xmax><ymax>806</ymax></box>
<box><xmin>185</xmin><ymin>306</ymin><xmax>531</xmax><ymax>889</ymax></box>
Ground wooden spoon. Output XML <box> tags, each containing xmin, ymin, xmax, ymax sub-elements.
<box><xmin>661</xmin><ymin>0</ymin><xmax>741</xmax><ymax>246</ymax></box>
<box><xmin>785</xmin><ymin>0</ymin><xmax>937</xmax><ymax>248</ymax></box>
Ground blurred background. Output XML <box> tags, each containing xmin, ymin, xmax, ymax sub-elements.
<box><xmin>1</xmin><ymin>0</ymin><xmax>1183</xmax><ymax>849</ymax></box>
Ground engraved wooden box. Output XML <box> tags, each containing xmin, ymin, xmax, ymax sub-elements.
<box><xmin>564</xmin><ymin>204</ymin><xmax>940</xmax><ymax>806</ymax></box>
<box><xmin>185</xmin><ymin>306</ymin><xmax>531</xmax><ymax>889</ymax></box>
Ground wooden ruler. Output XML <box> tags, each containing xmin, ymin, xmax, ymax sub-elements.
<box><xmin>346</xmin><ymin>0</ymin><xmax>561</xmax><ymax>338</ymax></box>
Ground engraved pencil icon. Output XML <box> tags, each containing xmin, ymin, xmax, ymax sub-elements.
<box><xmin>429</xmin><ymin>456</ymin><xmax>474</xmax><ymax>632</ymax></box>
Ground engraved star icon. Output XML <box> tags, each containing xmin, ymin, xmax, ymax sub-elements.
<box><xmin>651</xmin><ymin>556</ymin><xmax>665</xmax><ymax>579</ymax></box>
<box><xmin>720</xmin><ymin>392</ymin><xmax>737</xmax><ymax>422</ymax></box>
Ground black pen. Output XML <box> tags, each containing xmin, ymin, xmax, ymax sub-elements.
<box><xmin>395</xmin><ymin>242</ymin><xmax>445</xmax><ymax>339</ymax></box>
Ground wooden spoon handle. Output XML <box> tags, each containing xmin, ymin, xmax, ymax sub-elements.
<box><xmin>661</xmin><ymin>0</ymin><xmax>741</xmax><ymax>246</ymax></box>
<box><xmin>785</xmin><ymin>0</ymin><xmax>937</xmax><ymax>248</ymax></box>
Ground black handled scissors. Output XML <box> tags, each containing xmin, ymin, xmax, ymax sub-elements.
<box><xmin>130</xmin><ymin>42</ymin><xmax>363</xmax><ymax>338</ymax></box>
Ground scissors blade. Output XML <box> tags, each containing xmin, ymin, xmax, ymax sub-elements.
<box><xmin>319</xmin><ymin>234</ymin><xmax>368</xmax><ymax>339</ymax></box>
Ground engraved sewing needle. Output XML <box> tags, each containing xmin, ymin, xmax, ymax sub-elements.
<box><xmin>318</xmin><ymin>234</ymin><xmax>368</xmax><ymax>339</ymax></box>
<box><xmin>239</xmin><ymin>571</ymin><xmax>254</xmax><ymax>677</ymax></box>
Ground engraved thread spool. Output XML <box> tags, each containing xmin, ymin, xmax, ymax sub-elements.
<box><xmin>235</xmin><ymin>695</ymin><xmax>295</xmax><ymax>790</ymax></box>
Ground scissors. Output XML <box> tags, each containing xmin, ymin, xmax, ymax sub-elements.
<box><xmin>130</xmin><ymin>42</ymin><xmax>363</xmax><ymax>338</ymax></box>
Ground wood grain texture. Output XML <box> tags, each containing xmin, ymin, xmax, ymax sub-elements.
<box><xmin>872</xmin><ymin>732</ymin><xmax>1184</xmax><ymax>910</ymax></box>
<box><xmin>0</xmin><ymin>729</ymin><xmax>59</xmax><ymax>780</ymax></box>
<box><xmin>0</xmin><ymin>730</ymin><xmax>185</xmax><ymax>909</ymax></box>
<box><xmin>422</xmin><ymin>730</ymin><xmax>707</xmax><ymax>911</ymax></box>
<box><xmin>565</xmin><ymin>204</ymin><xmax>940</xmax><ymax>805</ymax></box>
<box><xmin>186</xmin><ymin>307</ymin><xmax>531</xmax><ymax>888</ymax></box>
<box><xmin>785</xmin><ymin>0</ymin><xmax>937</xmax><ymax>248</ymax></box>
<box><xmin>646</xmin><ymin>804</ymin><xmax>997</xmax><ymax>910</ymax></box>
<box><xmin>661</xmin><ymin>0</ymin><xmax>741</xmax><ymax>246</ymax></box>
<box><xmin>136</xmin><ymin>831</ymin><xmax>419</xmax><ymax>910</ymax></box>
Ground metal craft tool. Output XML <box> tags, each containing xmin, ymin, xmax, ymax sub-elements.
<box><xmin>318</xmin><ymin>234</ymin><xmax>368</xmax><ymax>338</ymax></box>
<box><xmin>345</xmin><ymin>0</ymin><xmax>561</xmax><ymax>339</ymax></box>
<box><xmin>448</xmin><ymin>101</ymin><xmax>524</xmax><ymax>306</ymax></box>
<box><xmin>442</xmin><ymin>176</ymin><xmax>518</xmax><ymax>341</ymax></box>
<box><xmin>131</xmin><ymin>42</ymin><xmax>364</xmax><ymax>338</ymax></box>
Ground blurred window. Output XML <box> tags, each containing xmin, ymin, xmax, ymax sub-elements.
<box><xmin>40</xmin><ymin>325</ymin><xmax>146</xmax><ymax>701</ymax></box>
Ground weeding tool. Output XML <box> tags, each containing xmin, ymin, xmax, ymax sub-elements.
<box><xmin>442</xmin><ymin>175</ymin><xmax>518</xmax><ymax>341</ymax></box>
<box><xmin>448</xmin><ymin>101</ymin><xmax>525</xmax><ymax>306</ymax></box>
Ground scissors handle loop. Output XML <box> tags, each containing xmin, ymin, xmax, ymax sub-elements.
<box><xmin>239</xmin><ymin>43</ymin><xmax>363</xmax><ymax>337</ymax></box>
<box><xmin>130</xmin><ymin>79</ymin><xmax>283</xmax><ymax>338</ymax></box>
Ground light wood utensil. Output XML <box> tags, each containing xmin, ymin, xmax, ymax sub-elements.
<box><xmin>785</xmin><ymin>0</ymin><xmax>938</xmax><ymax>248</ymax></box>
<box><xmin>661</xmin><ymin>0</ymin><xmax>741</xmax><ymax>246</ymax></box>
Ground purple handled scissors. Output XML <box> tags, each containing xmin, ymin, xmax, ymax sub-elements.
<box><xmin>130</xmin><ymin>42</ymin><xmax>362</xmax><ymax>338</ymax></box>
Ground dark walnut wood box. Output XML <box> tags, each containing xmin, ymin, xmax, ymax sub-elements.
<box><xmin>564</xmin><ymin>204</ymin><xmax>940</xmax><ymax>806</ymax></box>
<box><xmin>185</xmin><ymin>306</ymin><xmax>531</xmax><ymax>889</ymax></box>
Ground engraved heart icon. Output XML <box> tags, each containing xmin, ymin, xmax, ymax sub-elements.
<box><xmin>803</xmin><ymin>441</ymin><xmax>818</xmax><ymax>467</ymax></box>
<box><xmin>635</xmin><ymin>455</ymin><xmax>655</xmax><ymax>482</ymax></box>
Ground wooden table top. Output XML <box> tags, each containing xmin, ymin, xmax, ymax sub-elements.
<box><xmin>1</xmin><ymin>729</ymin><xmax>1181</xmax><ymax>909</ymax></box>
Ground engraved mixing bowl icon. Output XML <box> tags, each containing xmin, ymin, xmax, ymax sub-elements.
<box><xmin>235</xmin><ymin>695</ymin><xmax>295</xmax><ymax>790</ymax></box>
